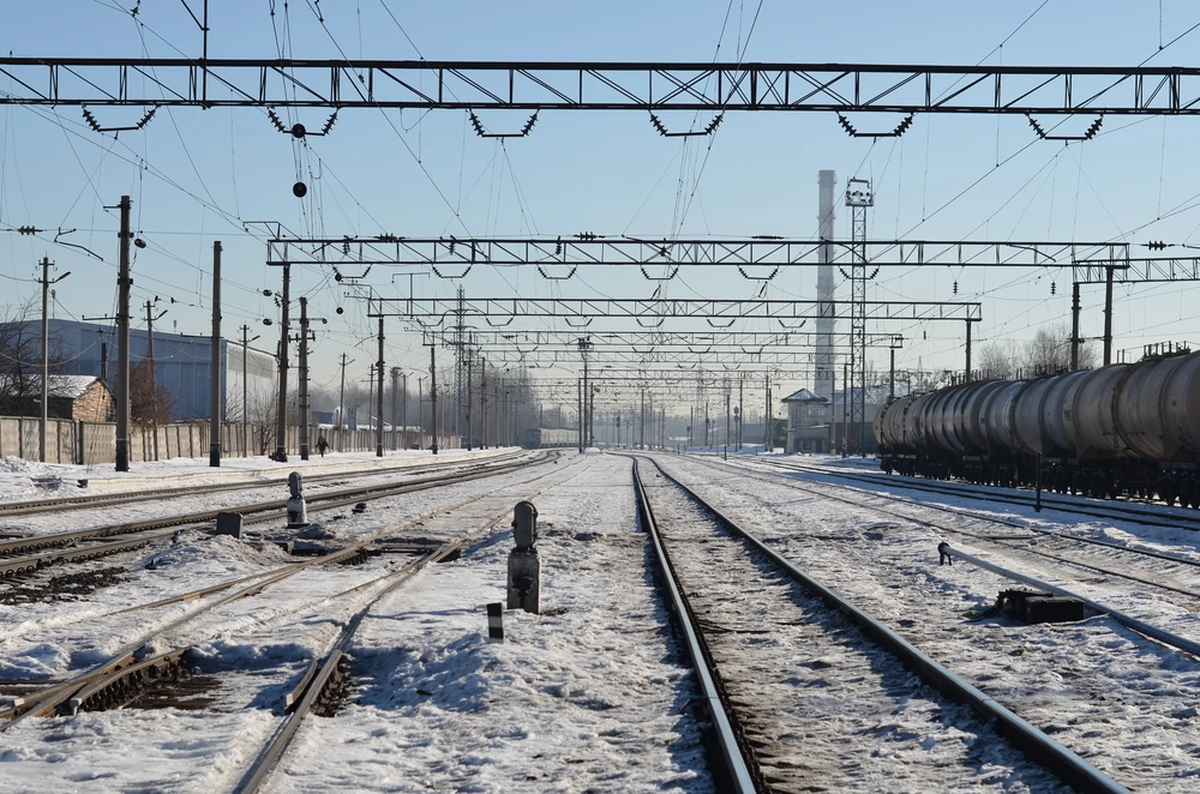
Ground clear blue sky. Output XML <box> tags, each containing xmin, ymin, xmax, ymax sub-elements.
<box><xmin>2</xmin><ymin>1</ymin><xmax>1199</xmax><ymax>412</ymax></box>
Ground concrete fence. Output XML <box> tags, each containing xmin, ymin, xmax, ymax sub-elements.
<box><xmin>0</xmin><ymin>416</ymin><xmax>461</xmax><ymax>466</ymax></box>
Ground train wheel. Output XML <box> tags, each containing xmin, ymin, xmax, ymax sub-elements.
<box><xmin>1159</xmin><ymin>477</ymin><xmax>1178</xmax><ymax>506</ymax></box>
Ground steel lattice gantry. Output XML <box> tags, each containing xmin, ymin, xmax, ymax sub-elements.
<box><xmin>423</xmin><ymin>329</ymin><xmax>902</xmax><ymax>349</ymax></box>
<box><xmin>381</xmin><ymin>296</ymin><xmax>980</xmax><ymax>323</ymax></box>
<box><xmin>267</xmin><ymin>237</ymin><xmax>1129</xmax><ymax>275</ymax></box>
<box><xmin>4</xmin><ymin>58</ymin><xmax>1200</xmax><ymax>114</ymax></box>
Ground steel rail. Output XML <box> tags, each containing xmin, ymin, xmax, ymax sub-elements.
<box><xmin>643</xmin><ymin>455</ymin><xmax>1130</xmax><ymax>794</ymax></box>
<box><xmin>0</xmin><ymin>452</ymin><xmax>544</xmax><ymax>559</ymax></box>
<box><xmin>938</xmin><ymin>543</ymin><xmax>1200</xmax><ymax>660</ymax></box>
<box><xmin>756</xmin><ymin>457</ymin><xmax>1200</xmax><ymax>530</ymax></box>
<box><xmin>627</xmin><ymin>457</ymin><xmax>758</xmax><ymax>794</ymax></box>
<box><xmin>234</xmin><ymin>542</ymin><xmax>464</xmax><ymax>794</ymax></box>
<box><xmin>0</xmin><ymin>451</ymin><xmax>525</xmax><ymax>517</ymax></box>
<box><xmin>3</xmin><ymin>452</ymin><xmax>565</xmax><ymax>726</ymax></box>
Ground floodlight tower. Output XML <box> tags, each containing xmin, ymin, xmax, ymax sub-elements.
<box><xmin>815</xmin><ymin>170</ymin><xmax>837</xmax><ymax>446</ymax></box>
<box><xmin>845</xmin><ymin>177</ymin><xmax>874</xmax><ymax>456</ymax></box>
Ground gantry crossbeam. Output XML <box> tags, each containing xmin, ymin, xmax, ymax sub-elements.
<box><xmin>1071</xmin><ymin>256</ymin><xmax>1200</xmax><ymax>284</ymax></box>
<box><xmin>375</xmin><ymin>297</ymin><xmax>980</xmax><ymax>323</ymax></box>
<box><xmin>483</xmin><ymin>348</ymin><xmax>840</xmax><ymax>367</ymax></box>
<box><xmin>3</xmin><ymin>58</ymin><xmax>1199</xmax><ymax>114</ymax></box>
<box><xmin>269</xmin><ymin>236</ymin><xmax>1129</xmax><ymax>274</ymax></box>
<box><xmin>425</xmin><ymin>329</ymin><xmax>902</xmax><ymax>349</ymax></box>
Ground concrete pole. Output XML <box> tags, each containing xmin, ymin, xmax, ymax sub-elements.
<box><xmin>241</xmin><ymin>325</ymin><xmax>250</xmax><ymax>456</ymax></box>
<box><xmin>738</xmin><ymin>378</ymin><xmax>743</xmax><ymax>450</ymax></box>
<box><xmin>209</xmin><ymin>241</ymin><xmax>222</xmax><ymax>467</ymax></box>
<box><xmin>430</xmin><ymin>345</ymin><xmax>438</xmax><ymax>454</ymax></box>
<box><xmin>480</xmin><ymin>356</ymin><xmax>488</xmax><ymax>449</ymax></box>
<box><xmin>391</xmin><ymin>367</ymin><xmax>400</xmax><ymax>451</ymax></box>
<box><xmin>145</xmin><ymin>299</ymin><xmax>161</xmax><ymax>462</ymax></box>
<box><xmin>964</xmin><ymin>320</ymin><xmax>973</xmax><ymax>384</ymax></box>
<box><xmin>1071</xmin><ymin>281</ymin><xmax>1081</xmax><ymax>371</ymax></box>
<box><xmin>273</xmin><ymin>262</ymin><xmax>290</xmax><ymax>462</ymax></box>
<box><xmin>1103</xmin><ymin>265</ymin><xmax>1114</xmax><ymax>366</ymax></box>
<box><xmin>115</xmin><ymin>195</ymin><xmax>131</xmax><ymax>471</ymax></box>
<box><xmin>39</xmin><ymin>256</ymin><xmax>51</xmax><ymax>463</ymax></box>
<box><xmin>376</xmin><ymin>314</ymin><xmax>385</xmax><ymax>457</ymax></box>
<box><xmin>298</xmin><ymin>297</ymin><xmax>310</xmax><ymax>460</ymax></box>
<box><xmin>466</xmin><ymin>350</ymin><xmax>473</xmax><ymax>450</ymax></box>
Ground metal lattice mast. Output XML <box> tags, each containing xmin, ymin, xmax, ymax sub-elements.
<box><xmin>845</xmin><ymin>178</ymin><xmax>874</xmax><ymax>456</ymax></box>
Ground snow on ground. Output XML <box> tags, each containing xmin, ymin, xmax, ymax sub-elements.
<box><xmin>2</xmin><ymin>448</ymin><xmax>1199</xmax><ymax>791</ymax></box>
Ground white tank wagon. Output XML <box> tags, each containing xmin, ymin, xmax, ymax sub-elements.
<box><xmin>874</xmin><ymin>349</ymin><xmax>1200</xmax><ymax>506</ymax></box>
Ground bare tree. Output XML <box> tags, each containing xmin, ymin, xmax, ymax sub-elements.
<box><xmin>976</xmin><ymin>341</ymin><xmax>1018</xmax><ymax>380</ymax></box>
<box><xmin>0</xmin><ymin>300</ymin><xmax>68</xmax><ymax>415</ymax></box>
<box><xmin>129</xmin><ymin>360</ymin><xmax>179</xmax><ymax>425</ymax></box>
<box><xmin>1021</xmin><ymin>323</ymin><xmax>1096</xmax><ymax>376</ymax></box>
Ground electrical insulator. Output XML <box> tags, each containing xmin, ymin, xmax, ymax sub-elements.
<box><xmin>953</xmin><ymin>281</ymin><xmax>958</xmax><ymax>294</ymax></box>
<box><xmin>1051</xmin><ymin>281</ymin><xmax>1057</xmax><ymax>295</ymax></box>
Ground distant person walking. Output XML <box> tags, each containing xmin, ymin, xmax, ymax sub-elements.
<box><xmin>317</xmin><ymin>435</ymin><xmax>329</xmax><ymax>457</ymax></box>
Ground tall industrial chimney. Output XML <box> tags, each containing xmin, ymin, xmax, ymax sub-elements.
<box><xmin>815</xmin><ymin>170</ymin><xmax>837</xmax><ymax>446</ymax></box>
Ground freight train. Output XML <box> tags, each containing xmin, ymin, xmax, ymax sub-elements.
<box><xmin>873</xmin><ymin>348</ymin><xmax>1200</xmax><ymax>506</ymax></box>
<box><xmin>521</xmin><ymin>427</ymin><xmax>578</xmax><ymax>449</ymax></box>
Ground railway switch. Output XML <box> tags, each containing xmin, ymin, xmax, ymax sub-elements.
<box><xmin>508</xmin><ymin>501</ymin><xmax>541</xmax><ymax>613</ymax></box>
<box><xmin>287</xmin><ymin>472</ymin><xmax>309</xmax><ymax>528</ymax></box>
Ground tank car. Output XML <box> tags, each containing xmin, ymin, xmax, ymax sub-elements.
<box><xmin>875</xmin><ymin>349</ymin><xmax>1200</xmax><ymax>506</ymax></box>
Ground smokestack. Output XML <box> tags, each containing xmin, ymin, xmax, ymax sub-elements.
<box><xmin>815</xmin><ymin>170</ymin><xmax>837</xmax><ymax>446</ymax></box>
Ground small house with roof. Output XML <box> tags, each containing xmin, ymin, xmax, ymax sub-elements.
<box><xmin>781</xmin><ymin>388</ymin><xmax>830</xmax><ymax>453</ymax></box>
<box><xmin>6</xmin><ymin>375</ymin><xmax>116</xmax><ymax>422</ymax></box>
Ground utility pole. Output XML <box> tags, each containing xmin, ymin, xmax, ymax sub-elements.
<box><xmin>401</xmin><ymin>371</ymin><xmax>408</xmax><ymax>450</ymax></box>
<box><xmin>298</xmin><ymin>296</ymin><xmax>310</xmax><ymax>460</ymax></box>
<box><xmin>376</xmin><ymin>313</ymin><xmax>385</xmax><ymax>457</ymax></box>
<box><xmin>337</xmin><ymin>352</ymin><xmax>352</xmax><ymax>448</ymax></box>
<box><xmin>639</xmin><ymin>387</ymin><xmax>645</xmax><ymax>450</ymax></box>
<box><xmin>764</xmin><ymin>373</ymin><xmax>771</xmax><ymax>451</ymax></box>
<box><xmin>577</xmin><ymin>378</ymin><xmax>583</xmax><ymax>452</ymax></box>
<box><xmin>209</xmin><ymin>241</ymin><xmax>222</xmax><ymax>467</ymax></box>
<box><xmin>273</xmin><ymin>263</ymin><xmax>290</xmax><ymax>462</ymax></box>
<box><xmin>725</xmin><ymin>386</ymin><xmax>731</xmax><ymax>456</ymax></box>
<box><xmin>429</xmin><ymin>346</ymin><xmax>439</xmax><ymax>454</ymax></box>
<box><xmin>115</xmin><ymin>195</ymin><xmax>131</xmax><ymax>471</ymax></box>
<box><xmin>472</xmin><ymin>357</ymin><xmax>482</xmax><ymax>450</ymax></box>
<box><xmin>390</xmin><ymin>367</ymin><xmax>401</xmax><ymax>451</ymax></box>
<box><xmin>737</xmin><ymin>378</ymin><xmax>743</xmax><ymax>451</ymax></box>
<box><xmin>466</xmin><ymin>344</ymin><xmax>473</xmax><ymax>450</ymax></box>
<box><xmin>144</xmin><ymin>298</ymin><xmax>166</xmax><ymax>462</ymax></box>
<box><xmin>38</xmin><ymin>257</ymin><xmax>68</xmax><ymax>463</ymax></box>
<box><xmin>240</xmin><ymin>324</ymin><xmax>258</xmax><ymax>457</ymax></box>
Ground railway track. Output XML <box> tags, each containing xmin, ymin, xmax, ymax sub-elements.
<box><xmin>747</xmin><ymin>455</ymin><xmax>1200</xmax><ymax>530</ymax></box>
<box><xmin>630</xmin><ymin>454</ymin><xmax>1121</xmax><ymax>793</ymax></box>
<box><xmin>0</xmin><ymin>452</ymin><xmax>552</xmax><ymax>585</ymax></box>
<box><xmin>655</xmin><ymin>452</ymin><xmax>1200</xmax><ymax>789</ymax></box>
<box><xmin>726</xmin><ymin>457</ymin><xmax>1200</xmax><ymax>608</ymax></box>
<box><xmin>0</xmin><ymin>449</ymin><xmax>525</xmax><ymax>519</ymax></box>
<box><xmin>0</xmin><ymin>453</ymin><xmax>595</xmax><ymax>794</ymax></box>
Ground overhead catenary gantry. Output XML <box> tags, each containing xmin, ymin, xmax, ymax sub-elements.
<box><xmin>423</xmin><ymin>329</ymin><xmax>903</xmax><ymax>350</ymax></box>
<box><xmin>4</xmin><ymin>58</ymin><xmax>1200</xmax><ymax>115</ymax></box>
<box><xmin>267</xmin><ymin>236</ymin><xmax>1130</xmax><ymax>279</ymax></box>
<box><xmin>377</xmin><ymin>296</ymin><xmax>980</xmax><ymax>323</ymax></box>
